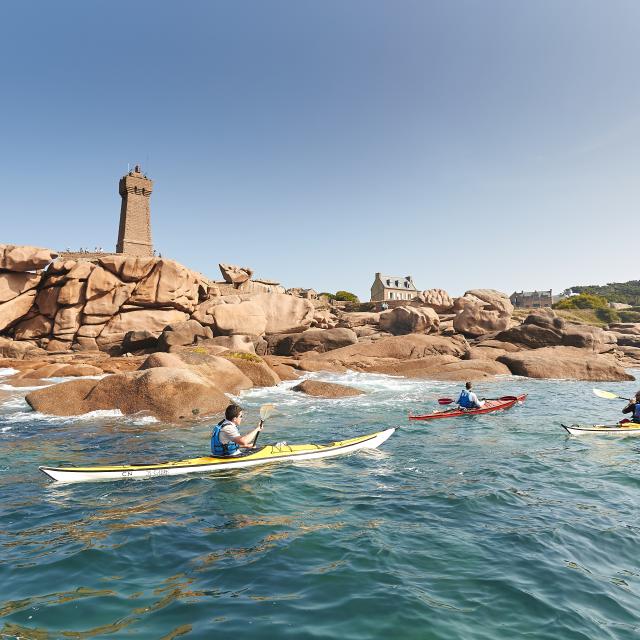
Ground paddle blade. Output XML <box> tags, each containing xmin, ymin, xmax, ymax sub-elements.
<box><xmin>593</xmin><ymin>388</ymin><xmax>620</xmax><ymax>400</ymax></box>
<box><xmin>260</xmin><ymin>403</ymin><xmax>276</xmax><ymax>420</ymax></box>
<box><xmin>438</xmin><ymin>398</ymin><xmax>454</xmax><ymax>405</ymax></box>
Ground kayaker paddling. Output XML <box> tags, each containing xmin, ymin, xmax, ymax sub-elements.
<box><xmin>622</xmin><ymin>391</ymin><xmax>640</xmax><ymax>424</ymax></box>
<box><xmin>211</xmin><ymin>404</ymin><xmax>263</xmax><ymax>457</ymax></box>
<box><xmin>457</xmin><ymin>382</ymin><xmax>485</xmax><ymax>410</ymax></box>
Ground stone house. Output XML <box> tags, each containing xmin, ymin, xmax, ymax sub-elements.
<box><xmin>370</xmin><ymin>273</ymin><xmax>417</xmax><ymax>302</ymax></box>
<box><xmin>510</xmin><ymin>290</ymin><xmax>553</xmax><ymax>308</ymax></box>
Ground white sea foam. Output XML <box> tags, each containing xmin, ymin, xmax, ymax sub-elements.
<box><xmin>0</xmin><ymin>383</ymin><xmax>51</xmax><ymax>392</ymax></box>
<box><xmin>129</xmin><ymin>415</ymin><xmax>160</xmax><ymax>425</ymax></box>
<box><xmin>0</xmin><ymin>368</ymin><xmax>18</xmax><ymax>378</ymax></box>
<box><xmin>3</xmin><ymin>396</ymin><xmax>31</xmax><ymax>410</ymax></box>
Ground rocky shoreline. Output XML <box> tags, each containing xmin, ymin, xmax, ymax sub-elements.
<box><xmin>0</xmin><ymin>244</ymin><xmax>636</xmax><ymax>421</ymax></box>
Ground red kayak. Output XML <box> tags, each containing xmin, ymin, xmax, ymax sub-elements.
<box><xmin>409</xmin><ymin>394</ymin><xmax>527</xmax><ymax>421</ymax></box>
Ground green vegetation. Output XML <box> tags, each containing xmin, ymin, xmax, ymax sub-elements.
<box><xmin>570</xmin><ymin>280</ymin><xmax>640</xmax><ymax>305</ymax></box>
<box><xmin>553</xmin><ymin>292</ymin><xmax>609</xmax><ymax>310</ymax></box>
<box><xmin>319</xmin><ymin>292</ymin><xmax>336</xmax><ymax>301</ymax></box>
<box><xmin>594</xmin><ymin>307</ymin><xmax>620</xmax><ymax>324</ymax></box>
<box><xmin>619</xmin><ymin>310</ymin><xmax>640</xmax><ymax>323</ymax></box>
<box><xmin>225</xmin><ymin>351</ymin><xmax>262</xmax><ymax>362</ymax></box>
<box><xmin>334</xmin><ymin>291</ymin><xmax>360</xmax><ymax>303</ymax></box>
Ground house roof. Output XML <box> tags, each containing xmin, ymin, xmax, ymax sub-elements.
<box><xmin>510</xmin><ymin>290</ymin><xmax>552</xmax><ymax>297</ymax></box>
<box><xmin>376</xmin><ymin>275</ymin><xmax>417</xmax><ymax>291</ymax></box>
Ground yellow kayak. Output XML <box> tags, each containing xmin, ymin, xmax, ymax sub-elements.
<box><xmin>39</xmin><ymin>428</ymin><xmax>395</xmax><ymax>483</ymax></box>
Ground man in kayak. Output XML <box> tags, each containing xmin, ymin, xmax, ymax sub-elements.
<box><xmin>457</xmin><ymin>382</ymin><xmax>485</xmax><ymax>409</ymax></box>
<box><xmin>211</xmin><ymin>404</ymin><xmax>263</xmax><ymax>457</ymax></box>
<box><xmin>622</xmin><ymin>391</ymin><xmax>640</xmax><ymax>423</ymax></box>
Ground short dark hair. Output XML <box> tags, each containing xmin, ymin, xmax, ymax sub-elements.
<box><xmin>225</xmin><ymin>404</ymin><xmax>243</xmax><ymax>420</ymax></box>
<box><xmin>465</xmin><ymin>382</ymin><xmax>472</xmax><ymax>390</ymax></box>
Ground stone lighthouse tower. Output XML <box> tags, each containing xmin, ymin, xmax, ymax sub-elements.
<box><xmin>116</xmin><ymin>165</ymin><xmax>154</xmax><ymax>256</ymax></box>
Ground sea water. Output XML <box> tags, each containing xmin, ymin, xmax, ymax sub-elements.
<box><xmin>1</xmin><ymin>368</ymin><xmax>640</xmax><ymax>639</ymax></box>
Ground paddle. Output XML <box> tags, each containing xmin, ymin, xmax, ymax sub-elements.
<box><xmin>437</xmin><ymin>395</ymin><xmax>517</xmax><ymax>406</ymax></box>
<box><xmin>253</xmin><ymin>403</ymin><xmax>276</xmax><ymax>447</ymax></box>
<box><xmin>592</xmin><ymin>388</ymin><xmax>633</xmax><ymax>402</ymax></box>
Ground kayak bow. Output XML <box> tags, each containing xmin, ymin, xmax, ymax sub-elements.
<box><xmin>409</xmin><ymin>394</ymin><xmax>527</xmax><ymax>421</ymax></box>
<box><xmin>39</xmin><ymin>428</ymin><xmax>395</xmax><ymax>483</ymax></box>
<box><xmin>562</xmin><ymin>423</ymin><xmax>640</xmax><ymax>436</ymax></box>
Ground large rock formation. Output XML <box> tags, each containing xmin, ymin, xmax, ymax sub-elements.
<box><xmin>270</xmin><ymin>328</ymin><xmax>358</xmax><ymax>356</ymax></box>
<box><xmin>297</xmin><ymin>334</ymin><xmax>469</xmax><ymax>373</ymax></box>
<box><xmin>495</xmin><ymin>311</ymin><xmax>616</xmax><ymax>352</ymax></box>
<box><xmin>497</xmin><ymin>347</ymin><xmax>634</xmax><ymax>381</ymax></box>
<box><xmin>0</xmin><ymin>244</ymin><xmax>58</xmax><ymax>271</ymax></box>
<box><xmin>379</xmin><ymin>306</ymin><xmax>439</xmax><ymax>335</ymax></box>
<box><xmin>453</xmin><ymin>289</ymin><xmax>513</xmax><ymax>337</ymax></box>
<box><xmin>292</xmin><ymin>380</ymin><xmax>364</xmax><ymax>398</ymax></box>
<box><xmin>416</xmin><ymin>289</ymin><xmax>454</xmax><ymax>313</ymax></box>
<box><xmin>25</xmin><ymin>368</ymin><xmax>230</xmax><ymax>422</ymax></box>
<box><xmin>219</xmin><ymin>263</ymin><xmax>253</xmax><ymax>288</ymax></box>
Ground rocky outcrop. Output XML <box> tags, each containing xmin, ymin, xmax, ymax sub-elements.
<box><xmin>0</xmin><ymin>290</ymin><xmax>38</xmax><ymax>332</ymax></box>
<box><xmin>416</xmin><ymin>289</ymin><xmax>454</xmax><ymax>313</ymax></box>
<box><xmin>496</xmin><ymin>311</ymin><xmax>616</xmax><ymax>351</ymax></box>
<box><xmin>0</xmin><ymin>272</ymin><xmax>41</xmax><ymax>303</ymax></box>
<box><xmin>270</xmin><ymin>328</ymin><xmax>358</xmax><ymax>356</ymax></box>
<box><xmin>379</xmin><ymin>306</ymin><xmax>439</xmax><ymax>335</ymax></box>
<box><xmin>206</xmin><ymin>335</ymin><xmax>256</xmax><ymax>353</ymax></box>
<box><xmin>251</xmin><ymin>293</ymin><xmax>315</xmax><ymax>334</ymax></box>
<box><xmin>292</xmin><ymin>380</ymin><xmax>364</xmax><ymax>398</ymax></box>
<box><xmin>497</xmin><ymin>347</ymin><xmax>634</xmax><ymax>381</ymax></box>
<box><xmin>209</xmin><ymin>301</ymin><xmax>267</xmax><ymax>336</ymax></box>
<box><xmin>0</xmin><ymin>245</ymin><xmax>58</xmax><ymax>271</ymax></box>
<box><xmin>453</xmin><ymin>289</ymin><xmax>513</xmax><ymax>337</ymax></box>
<box><xmin>0</xmin><ymin>248</ymin><xmax>322</xmax><ymax>354</ymax></box>
<box><xmin>157</xmin><ymin>320</ymin><xmax>213</xmax><ymax>351</ymax></box>
<box><xmin>297</xmin><ymin>334</ymin><xmax>469</xmax><ymax>372</ymax></box>
<box><xmin>222</xmin><ymin>354</ymin><xmax>281</xmax><ymax>387</ymax></box>
<box><xmin>337</xmin><ymin>312</ymin><xmax>381</xmax><ymax>328</ymax></box>
<box><xmin>26</xmin><ymin>368</ymin><xmax>230</xmax><ymax>421</ymax></box>
<box><xmin>219</xmin><ymin>263</ymin><xmax>253</xmax><ymax>287</ymax></box>
<box><xmin>369</xmin><ymin>355</ymin><xmax>511</xmax><ymax>380</ymax></box>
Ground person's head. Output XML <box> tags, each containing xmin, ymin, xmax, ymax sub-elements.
<box><xmin>225</xmin><ymin>404</ymin><xmax>244</xmax><ymax>424</ymax></box>
<box><xmin>635</xmin><ymin>390</ymin><xmax>640</xmax><ymax>402</ymax></box>
<box><xmin>465</xmin><ymin>382</ymin><xmax>472</xmax><ymax>390</ymax></box>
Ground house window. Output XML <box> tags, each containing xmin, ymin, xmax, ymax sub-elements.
<box><xmin>395</xmin><ymin>280</ymin><xmax>399</xmax><ymax>287</ymax></box>
<box><xmin>389</xmin><ymin>292</ymin><xmax>394</xmax><ymax>300</ymax></box>
<box><xmin>386</xmin><ymin>279</ymin><xmax>390</xmax><ymax>286</ymax></box>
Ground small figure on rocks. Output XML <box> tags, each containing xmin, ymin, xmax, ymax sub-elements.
<box><xmin>457</xmin><ymin>382</ymin><xmax>485</xmax><ymax>409</ymax></box>
<box><xmin>210</xmin><ymin>404</ymin><xmax>263</xmax><ymax>457</ymax></box>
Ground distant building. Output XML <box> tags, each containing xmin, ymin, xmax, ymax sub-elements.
<box><xmin>371</xmin><ymin>273</ymin><xmax>417</xmax><ymax>302</ymax></box>
<box><xmin>510</xmin><ymin>290</ymin><xmax>553</xmax><ymax>308</ymax></box>
<box><xmin>117</xmin><ymin>165</ymin><xmax>154</xmax><ymax>257</ymax></box>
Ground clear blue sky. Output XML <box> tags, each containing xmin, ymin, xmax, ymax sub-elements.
<box><xmin>1</xmin><ymin>1</ymin><xmax>639</xmax><ymax>299</ymax></box>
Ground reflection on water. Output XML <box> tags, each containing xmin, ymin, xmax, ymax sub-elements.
<box><xmin>1</xmin><ymin>370</ymin><xmax>640</xmax><ymax>638</ymax></box>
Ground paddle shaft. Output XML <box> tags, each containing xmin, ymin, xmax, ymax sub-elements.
<box><xmin>253</xmin><ymin>419</ymin><xmax>264</xmax><ymax>447</ymax></box>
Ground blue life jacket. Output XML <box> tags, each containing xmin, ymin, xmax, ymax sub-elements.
<box><xmin>211</xmin><ymin>419</ymin><xmax>240</xmax><ymax>457</ymax></box>
<box><xmin>634</xmin><ymin>403</ymin><xmax>640</xmax><ymax>422</ymax></box>
<box><xmin>458</xmin><ymin>389</ymin><xmax>475</xmax><ymax>409</ymax></box>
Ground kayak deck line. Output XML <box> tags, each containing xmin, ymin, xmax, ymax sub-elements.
<box><xmin>562</xmin><ymin>423</ymin><xmax>640</xmax><ymax>436</ymax></box>
<box><xmin>409</xmin><ymin>394</ymin><xmax>527</xmax><ymax>421</ymax></box>
<box><xmin>39</xmin><ymin>428</ymin><xmax>396</xmax><ymax>483</ymax></box>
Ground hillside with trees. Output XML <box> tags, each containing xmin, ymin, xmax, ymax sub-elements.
<box><xmin>569</xmin><ymin>280</ymin><xmax>640</xmax><ymax>305</ymax></box>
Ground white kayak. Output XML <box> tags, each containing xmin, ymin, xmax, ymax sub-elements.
<box><xmin>562</xmin><ymin>423</ymin><xmax>640</xmax><ymax>436</ymax></box>
<box><xmin>39</xmin><ymin>427</ymin><xmax>395</xmax><ymax>483</ymax></box>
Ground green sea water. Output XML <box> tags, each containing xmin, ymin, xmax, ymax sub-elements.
<box><xmin>1</xmin><ymin>368</ymin><xmax>640</xmax><ymax>639</ymax></box>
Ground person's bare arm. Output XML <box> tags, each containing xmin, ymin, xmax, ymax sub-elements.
<box><xmin>232</xmin><ymin>425</ymin><xmax>263</xmax><ymax>447</ymax></box>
